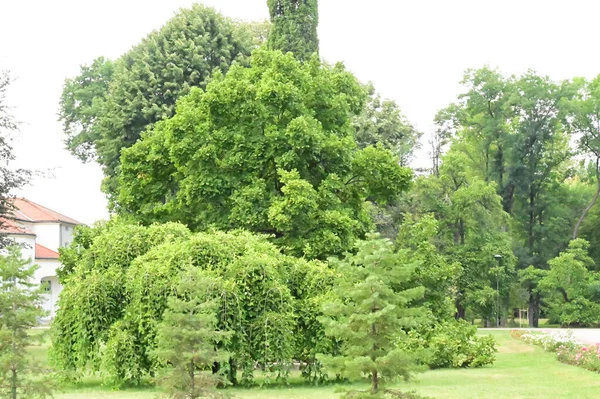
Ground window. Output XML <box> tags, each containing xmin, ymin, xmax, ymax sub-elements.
<box><xmin>41</xmin><ymin>280</ymin><xmax>51</xmax><ymax>293</ymax></box>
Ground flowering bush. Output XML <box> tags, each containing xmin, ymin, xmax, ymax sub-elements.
<box><xmin>520</xmin><ymin>330</ymin><xmax>579</xmax><ymax>352</ymax></box>
<box><xmin>512</xmin><ymin>329</ymin><xmax>600</xmax><ymax>374</ymax></box>
<box><xmin>557</xmin><ymin>344</ymin><xmax>600</xmax><ymax>373</ymax></box>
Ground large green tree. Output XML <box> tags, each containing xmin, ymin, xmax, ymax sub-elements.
<box><xmin>118</xmin><ymin>50</ymin><xmax>412</xmax><ymax>259</ymax></box>
<box><xmin>58</xmin><ymin>5</ymin><xmax>260</xmax><ymax>203</ymax></box>
<box><xmin>267</xmin><ymin>0</ymin><xmax>319</xmax><ymax>61</ymax></box>
<box><xmin>564</xmin><ymin>75</ymin><xmax>600</xmax><ymax>238</ymax></box>
<box><xmin>434</xmin><ymin>68</ymin><xmax>575</xmax><ymax>327</ymax></box>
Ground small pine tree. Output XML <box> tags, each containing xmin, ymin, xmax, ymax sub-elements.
<box><xmin>0</xmin><ymin>246</ymin><xmax>51</xmax><ymax>399</ymax></box>
<box><xmin>154</xmin><ymin>269</ymin><xmax>231</xmax><ymax>399</ymax></box>
<box><xmin>318</xmin><ymin>234</ymin><xmax>425</xmax><ymax>398</ymax></box>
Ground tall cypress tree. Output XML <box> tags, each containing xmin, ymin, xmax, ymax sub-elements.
<box><xmin>267</xmin><ymin>0</ymin><xmax>319</xmax><ymax>61</ymax></box>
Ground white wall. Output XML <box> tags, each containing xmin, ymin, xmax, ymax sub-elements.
<box><xmin>35</xmin><ymin>259</ymin><xmax>62</xmax><ymax>319</ymax></box>
<box><xmin>9</xmin><ymin>235</ymin><xmax>36</xmax><ymax>263</ymax></box>
<box><xmin>31</xmin><ymin>223</ymin><xmax>61</xmax><ymax>251</ymax></box>
<box><xmin>60</xmin><ymin>223</ymin><xmax>75</xmax><ymax>248</ymax></box>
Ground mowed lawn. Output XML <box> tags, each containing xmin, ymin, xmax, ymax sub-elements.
<box><xmin>31</xmin><ymin>330</ymin><xmax>600</xmax><ymax>399</ymax></box>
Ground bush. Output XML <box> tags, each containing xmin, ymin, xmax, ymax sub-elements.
<box><xmin>400</xmin><ymin>320</ymin><xmax>496</xmax><ymax>369</ymax></box>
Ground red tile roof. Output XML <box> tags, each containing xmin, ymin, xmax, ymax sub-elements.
<box><xmin>12</xmin><ymin>198</ymin><xmax>81</xmax><ymax>225</ymax></box>
<box><xmin>35</xmin><ymin>243</ymin><xmax>59</xmax><ymax>259</ymax></box>
<box><xmin>0</xmin><ymin>218</ymin><xmax>35</xmax><ymax>235</ymax></box>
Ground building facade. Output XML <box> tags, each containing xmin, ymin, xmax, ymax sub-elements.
<box><xmin>1</xmin><ymin>198</ymin><xmax>81</xmax><ymax>319</ymax></box>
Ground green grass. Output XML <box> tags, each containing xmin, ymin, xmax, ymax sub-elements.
<box><xmin>30</xmin><ymin>330</ymin><xmax>600</xmax><ymax>399</ymax></box>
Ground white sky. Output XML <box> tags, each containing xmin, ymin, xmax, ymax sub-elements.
<box><xmin>1</xmin><ymin>0</ymin><xmax>599</xmax><ymax>224</ymax></box>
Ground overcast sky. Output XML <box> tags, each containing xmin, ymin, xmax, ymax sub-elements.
<box><xmin>1</xmin><ymin>0</ymin><xmax>599</xmax><ymax>224</ymax></box>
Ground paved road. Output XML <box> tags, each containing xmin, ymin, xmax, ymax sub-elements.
<box><xmin>484</xmin><ymin>327</ymin><xmax>600</xmax><ymax>345</ymax></box>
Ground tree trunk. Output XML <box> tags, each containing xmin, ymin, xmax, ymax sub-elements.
<box><xmin>190</xmin><ymin>361</ymin><xmax>196</xmax><ymax>399</ymax></box>
<box><xmin>11</xmin><ymin>368</ymin><xmax>17</xmax><ymax>399</ymax></box>
<box><xmin>455</xmin><ymin>298</ymin><xmax>466</xmax><ymax>320</ymax></box>
<box><xmin>371</xmin><ymin>322</ymin><xmax>378</xmax><ymax>394</ymax></box>
<box><xmin>528</xmin><ymin>189</ymin><xmax>535</xmax><ymax>252</ymax></box>
<box><xmin>228</xmin><ymin>358</ymin><xmax>238</xmax><ymax>386</ymax></box>
<box><xmin>573</xmin><ymin>160</ymin><xmax>600</xmax><ymax>239</ymax></box>
<box><xmin>372</xmin><ymin>370</ymin><xmax>379</xmax><ymax>394</ymax></box>
<box><xmin>528</xmin><ymin>291</ymin><xmax>540</xmax><ymax>328</ymax></box>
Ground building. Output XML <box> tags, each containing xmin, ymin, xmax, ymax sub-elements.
<box><xmin>1</xmin><ymin>198</ymin><xmax>81</xmax><ymax>319</ymax></box>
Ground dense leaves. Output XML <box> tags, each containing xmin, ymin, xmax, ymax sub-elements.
<box><xmin>51</xmin><ymin>221</ymin><xmax>333</xmax><ymax>386</ymax></box>
<box><xmin>118</xmin><ymin>50</ymin><xmax>412</xmax><ymax>259</ymax></box>
<box><xmin>58</xmin><ymin>5</ymin><xmax>259</xmax><ymax>202</ymax></box>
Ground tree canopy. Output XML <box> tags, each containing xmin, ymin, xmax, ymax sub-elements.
<box><xmin>117</xmin><ymin>50</ymin><xmax>412</xmax><ymax>259</ymax></box>
<box><xmin>58</xmin><ymin>4</ymin><xmax>262</xmax><ymax>203</ymax></box>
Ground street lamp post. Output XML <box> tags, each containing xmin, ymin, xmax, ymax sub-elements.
<box><xmin>494</xmin><ymin>254</ymin><xmax>503</xmax><ymax>328</ymax></box>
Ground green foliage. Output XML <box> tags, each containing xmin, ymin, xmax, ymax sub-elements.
<box><xmin>58</xmin><ymin>4</ymin><xmax>258</xmax><ymax>202</ymax></box>
<box><xmin>50</xmin><ymin>221</ymin><xmax>192</xmax><ymax>378</ymax></box>
<box><xmin>319</xmin><ymin>234</ymin><xmax>425</xmax><ymax>397</ymax></box>
<box><xmin>400</xmin><ymin>320</ymin><xmax>496</xmax><ymax>369</ymax></box>
<box><xmin>118</xmin><ymin>50</ymin><xmax>412</xmax><ymax>259</ymax></box>
<box><xmin>396</xmin><ymin>214</ymin><xmax>457</xmax><ymax>320</ymax></box>
<box><xmin>539</xmin><ymin>239</ymin><xmax>600</xmax><ymax>326</ymax></box>
<box><xmin>153</xmin><ymin>268</ymin><xmax>231</xmax><ymax>399</ymax></box>
<box><xmin>355</xmin><ymin>83</ymin><xmax>422</xmax><ymax>167</ymax></box>
<box><xmin>267</xmin><ymin>0</ymin><xmax>319</xmax><ymax>61</ymax></box>
<box><xmin>52</xmin><ymin>220</ymin><xmax>332</xmax><ymax>387</ymax></box>
<box><xmin>0</xmin><ymin>247</ymin><xmax>52</xmax><ymax>399</ymax></box>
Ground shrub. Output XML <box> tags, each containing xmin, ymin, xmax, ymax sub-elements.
<box><xmin>400</xmin><ymin>320</ymin><xmax>497</xmax><ymax>369</ymax></box>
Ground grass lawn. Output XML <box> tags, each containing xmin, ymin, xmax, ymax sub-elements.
<box><xmin>33</xmin><ymin>330</ymin><xmax>600</xmax><ymax>399</ymax></box>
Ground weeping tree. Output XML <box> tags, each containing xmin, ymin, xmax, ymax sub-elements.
<box><xmin>267</xmin><ymin>0</ymin><xmax>319</xmax><ymax>61</ymax></box>
<box><xmin>52</xmin><ymin>221</ymin><xmax>332</xmax><ymax>387</ymax></box>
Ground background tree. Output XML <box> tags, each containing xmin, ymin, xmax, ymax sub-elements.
<box><xmin>118</xmin><ymin>50</ymin><xmax>412</xmax><ymax>259</ymax></box>
<box><xmin>267</xmin><ymin>0</ymin><xmax>319</xmax><ymax>61</ymax></box>
<box><xmin>354</xmin><ymin>83</ymin><xmax>421</xmax><ymax>167</ymax></box>
<box><xmin>565</xmin><ymin>75</ymin><xmax>600</xmax><ymax>238</ymax></box>
<box><xmin>58</xmin><ymin>5</ymin><xmax>259</xmax><ymax>203</ymax></box>
<box><xmin>153</xmin><ymin>268</ymin><xmax>231</xmax><ymax>399</ymax></box>
<box><xmin>319</xmin><ymin>234</ymin><xmax>425</xmax><ymax>398</ymax></box>
<box><xmin>539</xmin><ymin>239</ymin><xmax>600</xmax><ymax>327</ymax></box>
<box><xmin>0</xmin><ymin>71</ymin><xmax>29</xmax><ymax>246</ymax></box>
<box><xmin>0</xmin><ymin>247</ymin><xmax>52</xmax><ymax>399</ymax></box>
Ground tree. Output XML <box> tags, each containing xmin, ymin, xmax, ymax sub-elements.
<box><xmin>539</xmin><ymin>239</ymin><xmax>600</xmax><ymax>326</ymax></box>
<box><xmin>58</xmin><ymin>5</ymin><xmax>259</xmax><ymax>203</ymax></box>
<box><xmin>52</xmin><ymin>220</ymin><xmax>330</xmax><ymax>387</ymax></box>
<box><xmin>267</xmin><ymin>0</ymin><xmax>319</xmax><ymax>61</ymax></box>
<box><xmin>0</xmin><ymin>72</ymin><xmax>29</xmax><ymax>246</ymax></box>
<box><xmin>0</xmin><ymin>247</ymin><xmax>52</xmax><ymax>399</ymax></box>
<box><xmin>508</xmin><ymin>72</ymin><xmax>573</xmax><ymax>326</ymax></box>
<box><xmin>118</xmin><ymin>50</ymin><xmax>412</xmax><ymax>259</ymax></box>
<box><xmin>564</xmin><ymin>75</ymin><xmax>600</xmax><ymax>238</ymax></box>
<box><xmin>153</xmin><ymin>268</ymin><xmax>231</xmax><ymax>399</ymax></box>
<box><xmin>318</xmin><ymin>234</ymin><xmax>425</xmax><ymax>398</ymax></box>
<box><xmin>354</xmin><ymin>83</ymin><xmax>421</xmax><ymax>167</ymax></box>
<box><xmin>404</xmin><ymin>148</ymin><xmax>514</xmax><ymax>324</ymax></box>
